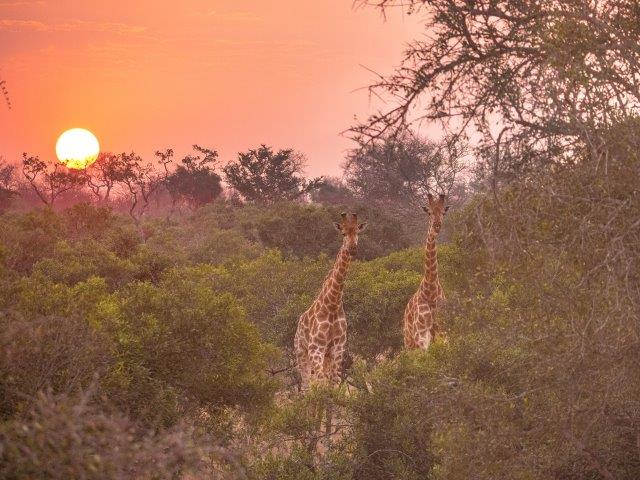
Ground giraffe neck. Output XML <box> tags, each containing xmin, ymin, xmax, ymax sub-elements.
<box><xmin>419</xmin><ymin>225</ymin><xmax>440</xmax><ymax>302</ymax></box>
<box><xmin>317</xmin><ymin>240</ymin><xmax>353</xmax><ymax>309</ymax></box>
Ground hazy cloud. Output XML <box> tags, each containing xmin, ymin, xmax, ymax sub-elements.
<box><xmin>0</xmin><ymin>1</ymin><xmax>45</xmax><ymax>6</ymax></box>
<box><xmin>0</xmin><ymin>19</ymin><xmax>147</xmax><ymax>34</ymax></box>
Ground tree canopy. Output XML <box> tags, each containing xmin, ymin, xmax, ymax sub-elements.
<box><xmin>223</xmin><ymin>145</ymin><xmax>323</xmax><ymax>203</ymax></box>
<box><xmin>344</xmin><ymin>131</ymin><xmax>466</xmax><ymax>210</ymax></box>
<box><xmin>354</xmin><ymin>0</ymin><xmax>640</xmax><ymax>179</ymax></box>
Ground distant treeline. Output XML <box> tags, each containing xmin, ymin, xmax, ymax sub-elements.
<box><xmin>0</xmin><ymin>132</ymin><xmax>469</xmax><ymax>226</ymax></box>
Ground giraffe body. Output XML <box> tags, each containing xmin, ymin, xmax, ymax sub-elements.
<box><xmin>403</xmin><ymin>194</ymin><xmax>448</xmax><ymax>350</ymax></box>
<box><xmin>294</xmin><ymin>213</ymin><xmax>366</xmax><ymax>388</ymax></box>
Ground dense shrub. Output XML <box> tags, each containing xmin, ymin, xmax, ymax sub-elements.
<box><xmin>0</xmin><ymin>390</ymin><xmax>204</xmax><ymax>480</ymax></box>
<box><xmin>190</xmin><ymin>201</ymin><xmax>419</xmax><ymax>260</ymax></box>
<box><xmin>95</xmin><ymin>272</ymin><xmax>277</xmax><ymax>428</ymax></box>
<box><xmin>0</xmin><ymin>313</ymin><xmax>110</xmax><ymax>419</ymax></box>
<box><xmin>345</xmin><ymin>253</ymin><xmax>421</xmax><ymax>357</ymax></box>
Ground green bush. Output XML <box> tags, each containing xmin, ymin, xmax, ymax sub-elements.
<box><xmin>345</xmin><ymin>255</ymin><xmax>421</xmax><ymax>357</ymax></box>
<box><xmin>0</xmin><ymin>313</ymin><xmax>111</xmax><ymax>419</ymax></box>
<box><xmin>95</xmin><ymin>271</ymin><xmax>277</xmax><ymax>427</ymax></box>
<box><xmin>0</xmin><ymin>390</ymin><xmax>204</xmax><ymax>480</ymax></box>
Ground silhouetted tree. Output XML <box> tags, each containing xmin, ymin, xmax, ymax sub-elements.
<box><xmin>118</xmin><ymin>152</ymin><xmax>161</xmax><ymax>225</ymax></box>
<box><xmin>159</xmin><ymin>145</ymin><xmax>222</xmax><ymax>209</ymax></box>
<box><xmin>354</xmin><ymin>0</ymin><xmax>640</xmax><ymax>180</ymax></box>
<box><xmin>21</xmin><ymin>154</ymin><xmax>84</xmax><ymax>208</ymax></box>
<box><xmin>83</xmin><ymin>152</ymin><xmax>129</xmax><ymax>205</ymax></box>
<box><xmin>0</xmin><ymin>76</ymin><xmax>11</xmax><ymax>110</ymax></box>
<box><xmin>223</xmin><ymin>145</ymin><xmax>322</xmax><ymax>203</ymax></box>
<box><xmin>0</xmin><ymin>157</ymin><xmax>18</xmax><ymax>211</ymax></box>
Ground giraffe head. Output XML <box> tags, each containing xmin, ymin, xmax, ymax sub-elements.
<box><xmin>422</xmin><ymin>193</ymin><xmax>449</xmax><ymax>234</ymax></box>
<box><xmin>334</xmin><ymin>212</ymin><xmax>367</xmax><ymax>255</ymax></box>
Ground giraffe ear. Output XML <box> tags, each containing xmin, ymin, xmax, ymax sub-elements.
<box><xmin>357</xmin><ymin>222</ymin><xmax>368</xmax><ymax>232</ymax></box>
<box><xmin>334</xmin><ymin>222</ymin><xmax>343</xmax><ymax>232</ymax></box>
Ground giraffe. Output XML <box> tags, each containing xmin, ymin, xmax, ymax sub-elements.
<box><xmin>294</xmin><ymin>212</ymin><xmax>367</xmax><ymax>389</ymax></box>
<box><xmin>403</xmin><ymin>193</ymin><xmax>449</xmax><ymax>350</ymax></box>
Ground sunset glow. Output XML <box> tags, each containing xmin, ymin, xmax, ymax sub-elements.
<box><xmin>55</xmin><ymin>128</ymin><xmax>100</xmax><ymax>169</ymax></box>
<box><xmin>0</xmin><ymin>1</ymin><xmax>421</xmax><ymax>176</ymax></box>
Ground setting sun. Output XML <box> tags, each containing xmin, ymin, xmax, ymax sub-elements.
<box><xmin>55</xmin><ymin>128</ymin><xmax>100</xmax><ymax>169</ymax></box>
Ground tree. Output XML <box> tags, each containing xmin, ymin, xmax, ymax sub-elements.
<box><xmin>0</xmin><ymin>157</ymin><xmax>18</xmax><ymax>211</ymax></box>
<box><xmin>159</xmin><ymin>145</ymin><xmax>223</xmax><ymax>209</ymax></box>
<box><xmin>117</xmin><ymin>152</ymin><xmax>162</xmax><ymax>225</ymax></box>
<box><xmin>354</xmin><ymin>0</ymin><xmax>640</xmax><ymax>180</ymax></box>
<box><xmin>83</xmin><ymin>152</ymin><xmax>129</xmax><ymax>205</ymax></box>
<box><xmin>0</xmin><ymin>76</ymin><xmax>11</xmax><ymax>110</ymax></box>
<box><xmin>344</xmin><ymin>131</ymin><xmax>466</xmax><ymax>212</ymax></box>
<box><xmin>21</xmin><ymin>154</ymin><xmax>85</xmax><ymax>207</ymax></box>
<box><xmin>309</xmin><ymin>177</ymin><xmax>356</xmax><ymax>206</ymax></box>
<box><xmin>223</xmin><ymin>145</ymin><xmax>323</xmax><ymax>203</ymax></box>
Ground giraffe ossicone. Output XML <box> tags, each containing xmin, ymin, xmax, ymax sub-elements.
<box><xmin>403</xmin><ymin>193</ymin><xmax>449</xmax><ymax>350</ymax></box>
<box><xmin>294</xmin><ymin>212</ymin><xmax>367</xmax><ymax>389</ymax></box>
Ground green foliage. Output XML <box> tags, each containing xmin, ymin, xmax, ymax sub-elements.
<box><xmin>345</xmin><ymin>253</ymin><xmax>421</xmax><ymax>357</ymax></box>
<box><xmin>188</xmin><ymin>228</ymin><xmax>261</xmax><ymax>265</ymax></box>
<box><xmin>250</xmin><ymin>448</ymin><xmax>319</xmax><ymax>480</ymax></box>
<box><xmin>0</xmin><ymin>313</ymin><xmax>111</xmax><ymax>419</ymax></box>
<box><xmin>31</xmin><ymin>241</ymin><xmax>135</xmax><ymax>287</ymax></box>
<box><xmin>310</xmin><ymin>176</ymin><xmax>355</xmax><ymax>206</ymax></box>
<box><xmin>203</xmin><ymin>250</ymin><xmax>329</xmax><ymax>348</ymax></box>
<box><xmin>0</xmin><ymin>209</ymin><xmax>64</xmax><ymax>273</ymax></box>
<box><xmin>96</xmin><ymin>273</ymin><xmax>277</xmax><ymax>427</ymax></box>
<box><xmin>345</xmin><ymin>351</ymin><xmax>443</xmax><ymax>480</ymax></box>
<box><xmin>62</xmin><ymin>203</ymin><xmax>115</xmax><ymax>241</ymax></box>
<box><xmin>16</xmin><ymin>275</ymin><xmax>109</xmax><ymax>319</ymax></box>
<box><xmin>0</xmin><ymin>390</ymin><xmax>204</xmax><ymax>480</ymax></box>
<box><xmin>191</xmin><ymin>200</ymin><xmax>419</xmax><ymax>260</ymax></box>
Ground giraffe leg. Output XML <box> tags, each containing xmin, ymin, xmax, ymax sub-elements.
<box><xmin>430</xmin><ymin>310</ymin><xmax>440</xmax><ymax>341</ymax></box>
<box><xmin>294</xmin><ymin>312</ymin><xmax>313</xmax><ymax>391</ymax></box>
<box><xmin>323</xmin><ymin>395</ymin><xmax>334</xmax><ymax>450</ymax></box>
<box><xmin>308</xmin><ymin>342</ymin><xmax>327</xmax><ymax>384</ymax></box>
<box><xmin>308</xmin><ymin>346</ymin><xmax>329</xmax><ymax>455</ymax></box>
<box><xmin>403</xmin><ymin>299</ymin><xmax>417</xmax><ymax>349</ymax></box>
<box><xmin>323</xmin><ymin>347</ymin><xmax>340</xmax><ymax>449</ymax></box>
<box><xmin>295</xmin><ymin>344</ymin><xmax>310</xmax><ymax>391</ymax></box>
<box><xmin>415</xmin><ymin>306</ymin><xmax>434</xmax><ymax>350</ymax></box>
<box><xmin>416</xmin><ymin>328</ymin><xmax>432</xmax><ymax>350</ymax></box>
<box><xmin>322</xmin><ymin>340</ymin><xmax>333</xmax><ymax>381</ymax></box>
<box><xmin>328</xmin><ymin>340</ymin><xmax>346</xmax><ymax>384</ymax></box>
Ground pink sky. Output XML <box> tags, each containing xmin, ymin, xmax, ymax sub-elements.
<box><xmin>0</xmin><ymin>0</ymin><xmax>423</xmax><ymax>177</ymax></box>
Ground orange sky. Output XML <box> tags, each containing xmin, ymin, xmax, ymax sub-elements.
<box><xmin>0</xmin><ymin>0</ymin><xmax>422</xmax><ymax>176</ymax></box>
